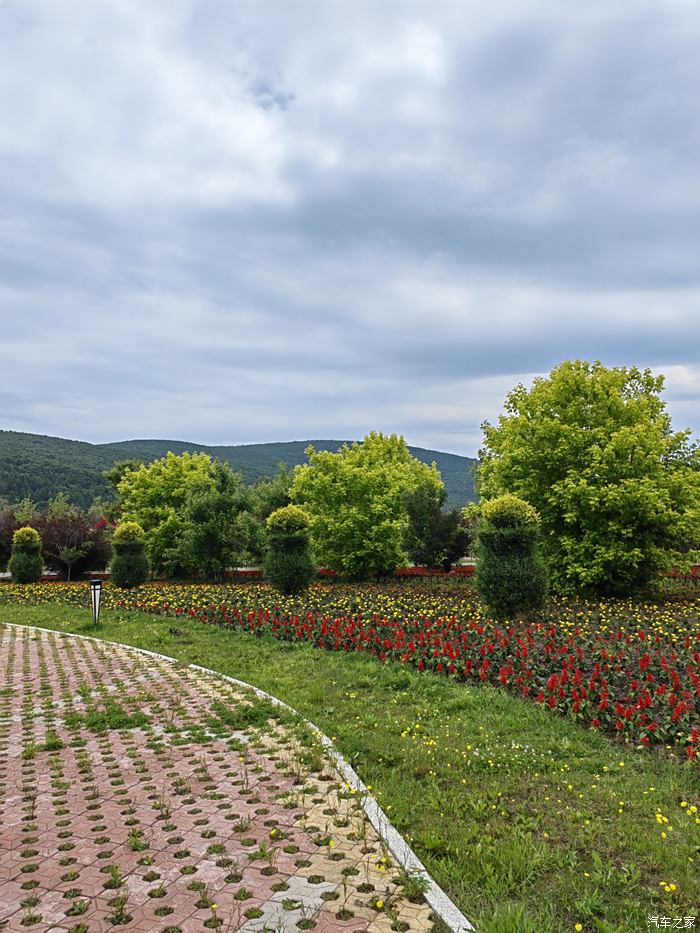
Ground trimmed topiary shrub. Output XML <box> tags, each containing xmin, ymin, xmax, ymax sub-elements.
<box><xmin>8</xmin><ymin>526</ymin><xmax>43</xmax><ymax>583</ymax></box>
<box><xmin>476</xmin><ymin>495</ymin><xmax>548</xmax><ymax>618</ymax></box>
<box><xmin>263</xmin><ymin>505</ymin><xmax>315</xmax><ymax>596</ymax></box>
<box><xmin>110</xmin><ymin>521</ymin><xmax>150</xmax><ymax>589</ymax></box>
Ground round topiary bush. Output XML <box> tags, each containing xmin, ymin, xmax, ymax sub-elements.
<box><xmin>481</xmin><ymin>494</ymin><xmax>541</xmax><ymax>529</ymax></box>
<box><xmin>476</xmin><ymin>495</ymin><xmax>548</xmax><ymax>619</ymax></box>
<box><xmin>8</xmin><ymin>526</ymin><xmax>43</xmax><ymax>583</ymax></box>
<box><xmin>263</xmin><ymin>506</ymin><xmax>315</xmax><ymax>596</ymax></box>
<box><xmin>110</xmin><ymin>521</ymin><xmax>150</xmax><ymax>589</ymax></box>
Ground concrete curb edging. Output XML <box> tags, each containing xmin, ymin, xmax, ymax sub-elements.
<box><xmin>5</xmin><ymin>622</ymin><xmax>475</xmax><ymax>932</ymax></box>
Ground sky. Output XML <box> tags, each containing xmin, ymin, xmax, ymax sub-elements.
<box><xmin>1</xmin><ymin>0</ymin><xmax>699</xmax><ymax>458</ymax></box>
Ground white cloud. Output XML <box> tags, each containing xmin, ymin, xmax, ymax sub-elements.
<box><xmin>0</xmin><ymin>0</ymin><xmax>699</xmax><ymax>455</ymax></box>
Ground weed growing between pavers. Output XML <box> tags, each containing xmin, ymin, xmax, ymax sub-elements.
<box><xmin>0</xmin><ymin>625</ymin><xmax>441</xmax><ymax>933</ymax></box>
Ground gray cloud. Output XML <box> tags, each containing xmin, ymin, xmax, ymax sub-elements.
<box><xmin>0</xmin><ymin>0</ymin><xmax>699</xmax><ymax>457</ymax></box>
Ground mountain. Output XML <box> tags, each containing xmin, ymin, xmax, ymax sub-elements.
<box><xmin>0</xmin><ymin>430</ymin><xmax>477</xmax><ymax>510</ymax></box>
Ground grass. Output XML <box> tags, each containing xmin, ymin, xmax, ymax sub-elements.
<box><xmin>1</xmin><ymin>600</ymin><xmax>698</xmax><ymax>932</ymax></box>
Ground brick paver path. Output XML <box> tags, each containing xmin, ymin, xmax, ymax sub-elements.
<box><xmin>0</xmin><ymin>626</ymin><xmax>435</xmax><ymax>932</ymax></box>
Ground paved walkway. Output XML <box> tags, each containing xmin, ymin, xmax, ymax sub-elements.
<box><xmin>0</xmin><ymin>626</ymin><xmax>435</xmax><ymax>932</ymax></box>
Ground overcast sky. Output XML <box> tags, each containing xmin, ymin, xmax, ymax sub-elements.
<box><xmin>1</xmin><ymin>0</ymin><xmax>699</xmax><ymax>457</ymax></box>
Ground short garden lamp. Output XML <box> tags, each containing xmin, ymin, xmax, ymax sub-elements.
<box><xmin>90</xmin><ymin>578</ymin><xmax>103</xmax><ymax>625</ymax></box>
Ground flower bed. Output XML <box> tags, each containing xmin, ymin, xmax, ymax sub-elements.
<box><xmin>1</xmin><ymin>580</ymin><xmax>698</xmax><ymax>760</ymax></box>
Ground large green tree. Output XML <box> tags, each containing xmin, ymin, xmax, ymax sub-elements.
<box><xmin>177</xmin><ymin>462</ymin><xmax>254</xmax><ymax>580</ymax></box>
<box><xmin>291</xmin><ymin>432</ymin><xmax>445</xmax><ymax>579</ymax></box>
<box><xmin>117</xmin><ymin>451</ymin><xmax>217</xmax><ymax>577</ymax></box>
<box><xmin>117</xmin><ymin>453</ymin><xmax>261</xmax><ymax>579</ymax></box>
<box><xmin>478</xmin><ymin>360</ymin><xmax>700</xmax><ymax>595</ymax></box>
<box><xmin>246</xmin><ymin>465</ymin><xmax>293</xmax><ymax>563</ymax></box>
<box><xmin>404</xmin><ymin>486</ymin><xmax>468</xmax><ymax>572</ymax></box>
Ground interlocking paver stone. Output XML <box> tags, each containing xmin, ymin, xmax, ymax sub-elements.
<box><xmin>0</xmin><ymin>625</ymin><xmax>437</xmax><ymax>931</ymax></box>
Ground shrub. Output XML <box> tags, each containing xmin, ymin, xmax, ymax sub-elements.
<box><xmin>263</xmin><ymin>506</ymin><xmax>314</xmax><ymax>596</ymax></box>
<box><xmin>8</xmin><ymin>526</ymin><xmax>43</xmax><ymax>584</ymax></box>
<box><xmin>481</xmin><ymin>494</ymin><xmax>540</xmax><ymax>529</ymax></box>
<box><xmin>476</xmin><ymin>495</ymin><xmax>548</xmax><ymax>618</ymax></box>
<box><xmin>110</xmin><ymin>522</ymin><xmax>150</xmax><ymax>589</ymax></box>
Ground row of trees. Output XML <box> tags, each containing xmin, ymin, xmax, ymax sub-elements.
<box><xmin>1</xmin><ymin>436</ymin><xmax>471</xmax><ymax>588</ymax></box>
<box><xmin>6</xmin><ymin>360</ymin><xmax>696</xmax><ymax>603</ymax></box>
<box><xmin>113</xmin><ymin>455</ymin><xmax>293</xmax><ymax>580</ymax></box>
<box><xmin>112</xmin><ymin>433</ymin><xmax>469</xmax><ymax>584</ymax></box>
<box><xmin>0</xmin><ymin>463</ymin><xmax>294</xmax><ymax>582</ymax></box>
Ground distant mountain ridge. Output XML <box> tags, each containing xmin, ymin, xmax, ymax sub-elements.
<box><xmin>0</xmin><ymin>430</ymin><xmax>477</xmax><ymax>510</ymax></box>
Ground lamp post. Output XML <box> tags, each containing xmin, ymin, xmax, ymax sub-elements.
<box><xmin>90</xmin><ymin>578</ymin><xmax>103</xmax><ymax>626</ymax></box>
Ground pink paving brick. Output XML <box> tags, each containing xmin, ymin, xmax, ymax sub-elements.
<box><xmin>0</xmin><ymin>626</ymin><xmax>437</xmax><ymax>932</ymax></box>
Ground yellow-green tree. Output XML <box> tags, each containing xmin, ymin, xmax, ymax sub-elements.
<box><xmin>292</xmin><ymin>432</ymin><xmax>445</xmax><ymax>580</ymax></box>
<box><xmin>117</xmin><ymin>451</ymin><xmax>216</xmax><ymax>577</ymax></box>
<box><xmin>478</xmin><ymin>360</ymin><xmax>700</xmax><ymax>595</ymax></box>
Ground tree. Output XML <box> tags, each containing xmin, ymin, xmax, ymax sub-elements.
<box><xmin>247</xmin><ymin>465</ymin><xmax>293</xmax><ymax>564</ymax></box>
<box><xmin>251</xmin><ymin>464</ymin><xmax>293</xmax><ymax>517</ymax></box>
<box><xmin>461</xmin><ymin>502</ymin><xmax>482</xmax><ymax>557</ymax></box>
<box><xmin>38</xmin><ymin>494</ymin><xmax>112</xmax><ymax>581</ymax></box>
<box><xmin>291</xmin><ymin>432</ymin><xmax>445</xmax><ymax>580</ymax></box>
<box><xmin>110</xmin><ymin>522</ymin><xmax>150</xmax><ymax>589</ymax></box>
<box><xmin>0</xmin><ymin>504</ymin><xmax>19</xmax><ymax>572</ymax></box>
<box><xmin>117</xmin><ymin>452</ymin><xmax>217</xmax><ymax>577</ymax></box>
<box><xmin>14</xmin><ymin>497</ymin><xmax>38</xmax><ymax>525</ymax></box>
<box><xmin>102</xmin><ymin>459</ymin><xmax>144</xmax><ymax>522</ymax></box>
<box><xmin>440</xmin><ymin>509</ymin><xmax>471</xmax><ymax>571</ymax></box>
<box><xmin>404</xmin><ymin>486</ymin><xmax>469</xmax><ymax>573</ymax></box>
<box><xmin>103</xmin><ymin>459</ymin><xmax>144</xmax><ymax>493</ymax></box>
<box><xmin>475</xmin><ymin>494</ymin><xmax>548</xmax><ymax>618</ymax></box>
<box><xmin>176</xmin><ymin>462</ymin><xmax>254</xmax><ymax>581</ymax></box>
<box><xmin>478</xmin><ymin>360</ymin><xmax>700</xmax><ymax>595</ymax></box>
<box><xmin>263</xmin><ymin>505</ymin><xmax>315</xmax><ymax>595</ymax></box>
<box><xmin>8</xmin><ymin>526</ymin><xmax>43</xmax><ymax>583</ymax></box>
<box><xmin>241</xmin><ymin>463</ymin><xmax>292</xmax><ymax>564</ymax></box>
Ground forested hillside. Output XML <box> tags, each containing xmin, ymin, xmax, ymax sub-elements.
<box><xmin>0</xmin><ymin>431</ymin><xmax>477</xmax><ymax>509</ymax></box>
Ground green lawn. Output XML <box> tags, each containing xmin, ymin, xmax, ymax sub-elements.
<box><xmin>1</xmin><ymin>602</ymin><xmax>698</xmax><ymax>933</ymax></box>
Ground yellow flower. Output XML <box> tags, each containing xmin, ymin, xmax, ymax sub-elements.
<box><xmin>575</xmin><ymin>925</ymin><xmax>583</xmax><ymax>932</ymax></box>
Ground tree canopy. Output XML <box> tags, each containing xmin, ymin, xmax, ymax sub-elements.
<box><xmin>177</xmin><ymin>462</ymin><xmax>254</xmax><ymax>580</ymax></box>
<box><xmin>291</xmin><ymin>432</ymin><xmax>445</xmax><ymax>579</ymax></box>
<box><xmin>478</xmin><ymin>360</ymin><xmax>700</xmax><ymax>595</ymax></box>
<box><xmin>117</xmin><ymin>451</ymin><xmax>217</xmax><ymax>577</ymax></box>
<box><xmin>116</xmin><ymin>452</ymin><xmax>262</xmax><ymax>578</ymax></box>
<box><xmin>403</xmin><ymin>485</ymin><xmax>468</xmax><ymax>572</ymax></box>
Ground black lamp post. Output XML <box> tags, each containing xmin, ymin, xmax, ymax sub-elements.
<box><xmin>90</xmin><ymin>578</ymin><xmax>103</xmax><ymax>625</ymax></box>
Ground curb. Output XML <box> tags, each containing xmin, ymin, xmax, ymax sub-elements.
<box><xmin>4</xmin><ymin>622</ymin><xmax>475</xmax><ymax>932</ymax></box>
